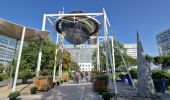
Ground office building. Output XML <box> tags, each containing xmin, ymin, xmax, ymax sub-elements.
<box><xmin>123</xmin><ymin>44</ymin><xmax>137</xmax><ymax>59</ymax></box>
<box><xmin>64</xmin><ymin>45</ymin><xmax>97</xmax><ymax>72</ymax></box>
<box><xmin>0</xmin><ymin>35</ymin><xmax>17</xmax><ymax>66</ymax></box>
<box><xmin>156</xmin><ymin>29</ymin><xmax>170</xmax><ymax>55</ymax></box>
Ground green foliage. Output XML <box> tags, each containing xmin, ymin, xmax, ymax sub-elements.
<box><xmin>129</xmin><ymin>68</ymin><xmax>137</xmax><ymax>79</ymax></box>
<box><xmin>92</xmin><ymin>40</ymin><xmax>137</xmax><ymax>72</ymax></box>
<box><xmin>0</xmin><ymin>75</ymin><xmax>2</xmax><ymax>81</ymax></box>
<box><xmin>18</xmin><ymin>69</ymin><xmax>32</xmax><ymax>79</ymax></box>
<box><xmin>30</xmin><ymin>87</ymin><xmax>37</xmax><ymax>94</ymax></box>
<box><xmin>95</xmin><ymin>73</ymin><xmax>109</xmax><ymax>80</ymax></box>
<box><xmin>8</xmin><ymin>91</ymin><xmax>20</xmax><ymax>100</ymax></box>
<box><xmin>0</xmin><ymin>64</ymin><xmax>4</xmax><ymax>73</ymax></box>
<box><xmin>0</xmin><ymin>73</ymin><xmax>9</xmax><ymax>80</ymax></box>
<box><xmin>152</xmin><ymin>70</ymin><xmax>170</xmax><ymax>80</ymax></box>
<box><xmin>154</xmin><ymin>55</ymin><xmax>170</xmax><ymax>68</ymax></box>
<box><xmin>20</xmin><ymin>39</ymin><xmax>76</xmax><ymax>76</ymax></box>
<box><xmin>102</xmin><ymin>92</ymin><xmax>114</xmax><ymax>100</ymax></box>
<box><xmin>119</xmin><ymin>73</ymin><xmax>126</xmax><ymax>78</ymax></box>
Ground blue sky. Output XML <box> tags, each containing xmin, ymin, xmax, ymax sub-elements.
<box><xmin>0</xmin><ymin>0</ymin><xmax>170</xmax><ymax>56</ymax></box>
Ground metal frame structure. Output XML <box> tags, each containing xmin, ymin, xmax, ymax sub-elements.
<box><xmin>42</xmin><ymin>8</ymin><xmax>118</xmax><ymax>94</ymax></box>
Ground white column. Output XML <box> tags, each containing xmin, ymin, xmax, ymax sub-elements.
<box><xmin>103</xmin><ymin>8</ymin><xmax>109</xmax><ymax>73</ymax></box>
<box><xmin>36</xmin><ymin>14</ymin><xmax>46</xmax><ymax>76</ymax></box>
<box><xmin>12</xmin><ymin>27</ymin><xmax>26</xmax><ymax>92</ymax></box>
<box><xmin>36</xmin><ymin>41</ymin><xmax>43</xmax><ymax>76</ymax></box>
<box><xmin>111</xmin><ymin>37</ymin><xmax>117</xmax><ymax>94</ymax></box>
<box><xmin>53</xmin><ymin>35</ymin><xmax>59</xmax><ymax>82</ymax></box>
<box><xmin>97</xmin><ymin>37</ymin><xmax>100</xmax><ymax>71</ymax></box>
<box><xmin>58</xmin><ymin>37</ymin><xmax>64</xmax><ymax>81</ymax></box>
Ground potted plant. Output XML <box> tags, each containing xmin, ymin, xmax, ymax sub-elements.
<box><xmin>18</xmin><ymin>69</ymin><xmax>32</xmax><ymax>84</ymax></box>
<box><xmin>102</xmin><ymin>91</ymin><xmax>114</xmax><ymax>100</ymax></box>
<box><xmin>30</xmin><ymin>87</ymin><xmax>37</xmax><ymax>94</ymax></box>
<box><xmin>34</xmin><ymin>69</ymin><xmax>53</xmax><ymax>91</ymax></box>
<box><xmin>8</xmin><ymin>91</ymin><xmax>20</xmax><ymax>100</ymax></box>
<box><xmin>129</xmin><ymin>68</ymin><xmax>137</xmax><ymax>79</ymax></box>
<box><xmin>119</xmin><ymin>73</ymin><xmax>126</xmax><ymax>82</ymax></box>
<box><xmin>152</xmin><ymin>70</ymin><xmax>169</xmax><ymax>93</ymax></box>
<box><xmin>93</xmin><ymin>73</ymin><xmax>109</xmax><ymax>92</ymax></box>
<box><xmin>125</xmin><ymin>74</ymin><xmax>133</xmax><ymax>86</ymax></box>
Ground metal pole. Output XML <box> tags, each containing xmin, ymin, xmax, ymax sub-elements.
<box><xmin>36</xmin><ymin>14</ymin><xmax>46</xmax><ymax>76</ymax></box>
<box><xmin>53</xmin><ymin>35</ymin><xmax>59</xmax><ymax>82</ymax></box>
<box><xmin>12</xmin><ymin>27</ymin><xmax>26</xmax><ymax>92</ymax></box>
<box><xmin>8</xmin><ymin>40</ymin><xmax>19</xmax><ymax>88</ymax></box>
<box><xmin>97</xmin><ymin>37</ymin><xmax>100</xmax><ymax>71</ymax></box>
<box><xmin>111</xmin><ymin>37</ymin><xmax>118</xmax><ymax>94</ymax></box>
<box><xmin>103</xmin><ymin>8</ymin><xmax>109</xmax><ymax>73</ymax></box>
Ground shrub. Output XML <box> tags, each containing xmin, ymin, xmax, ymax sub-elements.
<box><xmin>56</xmin><ymin>81</ymin><xmax>60</xmax><ymax>86</ymax></box>
<box><xmin>129</xmin><ymin>68</ymin><xmax>137</xmax><ymax>79</ymax></box>
<box><xmin>0</xmin><ymin>65</ymin><xmax>4</xmax><ymax>73</ymax></box>
<box><xmin>119</xmin><ymin>73</ymin><xmax>126</xmax><ymax>78</ymax></box>
<box><xmin>8</xmin><ymin>91</ymin><xmax>20</xmax><ymax>100</ymax></box>
<box><xmin>0</xmin><ymin>75</ymin><xmax>2</xmax><ymax>81</ymax></box>
<box><xmin>95</xmin><ymin>73</ymin><xmax>109</xmax><ymax>80</ymax></box>
<box><xmin>102</xmin><ymin>92</ymin><xmax>114</xmax><ymax>100</ymax></box>
<box><xmin>0</xmin><ymin>73</ymin><xmax>9</xmax><ymax>81</ymax></box>
<box><xmin>18</xmin><ymin>69</ymin><xmax>32</xmax><ymax>79</ymax></box>
<box><xmin>30</xmin><ymin>87</ymin><xmax>37</xmax><ymax>94</ymax></box>
<box><xmin>152</xmin><ymin>70</ymin><xmax>169</xmax><ymax>80</ymax></box>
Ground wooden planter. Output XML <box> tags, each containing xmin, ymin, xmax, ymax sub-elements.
<box><xmin>33</xmin><ymin>77</ymin><xmax>53</xmax><ymax>91</ymax></box>
<box><xmin>93</xmin><ymin>79</ymin><xmax>108</xmax><ymax>92</ymax></box>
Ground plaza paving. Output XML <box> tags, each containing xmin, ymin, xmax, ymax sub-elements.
<box><xmin>0</xmin><ymin>80</ymin><xmax>170</xmax><ymax>100</ymax></box>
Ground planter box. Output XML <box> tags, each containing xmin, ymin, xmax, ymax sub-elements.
<box><xmin>22</xmin><ymin>78</ymin><xmax>28</xmax><ymax>84</ymax></box>
<box><xmin>153</xmin><ymin>79</ymin><xmax>167</xmax><ymax>93</ymax></box>
<box><xmin>93</xmin><ymin>79</ymin><xmax>108</xmax><ymax>92</ymax></box>
<box><xmin>33</xmin><ymin>77</ymin><xmax>53</xmax><ymax>91</ymax></box>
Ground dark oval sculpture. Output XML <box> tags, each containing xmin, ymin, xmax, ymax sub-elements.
<box><xmin>55</xmin><ymin>11</ymin><xmax>100</xmax><ymax>45</ymax></box>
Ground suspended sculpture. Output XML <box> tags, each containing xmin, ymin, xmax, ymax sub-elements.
<box><xmin>55</xmin><ymin>11</ymin><xmax>100</xmax><ymax>45</ymax></box>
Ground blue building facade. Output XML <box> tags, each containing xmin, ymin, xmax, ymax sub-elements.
<box><xmin>0</xmin><ymin>35</ymin><xmax>17</xmax><ymax>66</ymax></box>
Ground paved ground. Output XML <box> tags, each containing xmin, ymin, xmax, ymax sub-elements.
<box><xmin>0</xmin><ymin>79</ymin><xmax>170</xmax><ymax>100</ymax></box>
<box><xmin>20</xmin><ymin>81</ymin><xmax>101</xmax><ymax>100</ymax></box>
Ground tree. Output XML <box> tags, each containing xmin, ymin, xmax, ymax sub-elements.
<box><xmin>154</xmin><ymin>55</ymin><xmax>170</xmax><ymax>69</ymax></box>
<box><xmin>19</xmin><ymin>39</ymin><xmax>76</xmax><ymax>76</ymax></box>
<box><xmin>92</xmin><ymin>40</ymin><xmax>137</xmax><ymax>71</ymax></box>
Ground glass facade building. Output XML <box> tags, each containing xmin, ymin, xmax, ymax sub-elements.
<box><xmin>64</xmin><ymin>45</ymin><xmax>97</xmax><ymax>72</ymax></box>
<box><xmin>157</xmin><ymin>29</ymin><xmax>170</xmax><ymax>55</ymax></box>
<box><xmin>0</xmin><ymin>35</ymin><xmax>17</xmax><ymax>66</ymax></box>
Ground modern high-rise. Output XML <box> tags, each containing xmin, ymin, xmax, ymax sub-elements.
<box><xmin>0</xmin><ymin>35</ymin><xmax>17</xmax><ymax>66</ymax></box>
<box><xmin>156</xmin><ymin>29</ymin><xmax>170</xmax><ymax>55</ymax></box>
<box><xmin>123</xmin><ymin>44</ymin><xmax>137</xmax><ymax>59</ymax></box>
<box><xmin>64</xmin><ymin>45</ymin><xmax>97</xmax><ymax>72</ymax></box>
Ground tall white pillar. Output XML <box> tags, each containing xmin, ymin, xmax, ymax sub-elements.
<box><xmin>58</xmin><ymin>37</ymin><xmax>64</xmax><ymax>81</ymax></box>
<box><xmin>12</xmin><ymin>27</ymin><xmax>26</xmax><ymax>92</ymax></box>
<box><xmin>36</xmin><ymin>41</ymin><xmax>43</xmax><ymax>76</ymax></box>
<box><xmin>53</xmin><ymin>35</ymin><xmax>59</xmax><ymax>82</ymax></box>
<box><xmin>97</xmin><ymin>37</ymin><xmax>100</xmax><ymax>71</ymax></box>
<box><xmin>36</xmin><ymin>14</ymin><xmax>46</xmax><ymax>76</ymax></box>
<box><xmin>111</xmin><ymin>37</ymin><xmax>117</xmax><ymax>94</ymax></box>
<box><xmin>103</xmin><ymin>8</ymin><xmax>110</xmax><ymax>73</ymax></box>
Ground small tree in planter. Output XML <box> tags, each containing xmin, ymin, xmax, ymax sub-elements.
<box><xmin>119</xmin><ymin>73</ymin><xmax>126</xmax><ymax>82</ymax></box>
<box><xmin>30</xmin><ymin>87</ymin><xmax>37</xmax><ymax>94</ymax></box>
<box><xmin>129</xmin><ymin>68</ymin><xmax>137</xmax><ymax>79</ymax></box>
<box><xmin>152</xmin><ymin>70</ymin><xmax>169</xmax><ymax>93</ymax></box>
<box><xmin>102</xmin><ymin>91</ymin><xmax>115</xmax><ymax>100</ymax></box>
<box><xmin>93</xmin><ymin>73</ymin><xmax>109</xmax><ymax>92</ymax></box>
<box><xmin>18</xmin><ymin>69</ymin><xmax>32</xmax><ymax>84</ymax></box>
<box><xmin>8</xmin><ymin>91</ymin><xmax>20</xmax><ymax>100</ymax></box>
<box><xmin>34</xmin><ymin>69</ymin><xmax>53</xmax><ymax>91</ymax></box>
